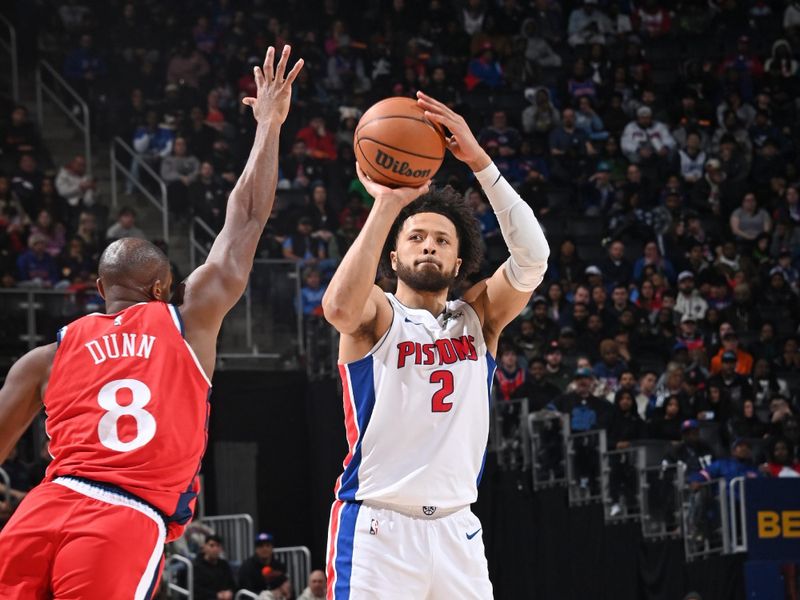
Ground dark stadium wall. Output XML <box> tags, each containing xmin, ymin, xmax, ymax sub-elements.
<box><xmin>207</xmin><ymin>371</ymin><xmax>745</xmax><ymax>599</ymax></box>
<box><xmin>205</xmin><ymin>371</ymin><xmax>346</xmax><ymax>566</ymax></box>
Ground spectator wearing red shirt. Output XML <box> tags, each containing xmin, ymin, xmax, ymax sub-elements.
<box><xmin>295</xmin><ymin>115</ymin><xmax>337</xmax><ymax>161</ymax></box>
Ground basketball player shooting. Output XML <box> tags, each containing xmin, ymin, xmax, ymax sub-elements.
<box><xmin>0</xmin><ymin>46</ymin><xmax>302</xmax><ymax>599</ymax></box>
<box><xmin>322</xmin><ymin>91</ymin><xmax>550</xmax><ymax>599</ymax></box>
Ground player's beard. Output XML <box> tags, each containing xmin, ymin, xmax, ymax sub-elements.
<box><xmin>395</xmin><ymin>258</ymin><xmax>457</xmax><ymax>293</ymax></box>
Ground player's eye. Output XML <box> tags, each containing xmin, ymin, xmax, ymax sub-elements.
<box><xmin>438</xmin><ymin>238</ymin><xmax>449</xmax><ymax>245</ymax></box>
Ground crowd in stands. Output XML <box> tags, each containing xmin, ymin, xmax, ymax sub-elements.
<box><xmin>1</xmin><ymin>0</ymin><xmax>800</xmax><ymax>517</ymax></box>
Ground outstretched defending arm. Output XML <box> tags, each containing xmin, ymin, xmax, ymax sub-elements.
<box><xmin>417</xmin><ymin>91</ymin><xmax>549</xmax><ymax>353</ymax></box>
<box><xmin>179</xmin><ymin>46</ymin><xmax>303</xmax><ymax>372</ymax></box>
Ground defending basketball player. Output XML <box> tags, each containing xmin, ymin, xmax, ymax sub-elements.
<box><xmin>0</xmin><ymin>46</ymin><xmax>302</xmax><ymax>599</ymax></box>
<box><xmin>322</xmin><ymin>91</ymin><xmax>550</xmax><ymax>599</ymax></box>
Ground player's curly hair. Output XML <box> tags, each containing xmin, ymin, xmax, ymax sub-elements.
<box><xmin>380</xmin><ymin>185</ymin><xmax>484</xmax><ymax>284</ymax></box>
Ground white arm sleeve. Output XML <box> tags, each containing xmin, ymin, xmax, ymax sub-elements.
<box><xmin>473</xmin><ymin>162</ymin><xmax>550</xmax><ymax>292</ymax></box>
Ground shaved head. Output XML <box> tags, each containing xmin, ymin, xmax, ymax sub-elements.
<box><xmin>98</xmin><ymin>238</ymin><xmax>171</xmax><ymax>303</ymax></box>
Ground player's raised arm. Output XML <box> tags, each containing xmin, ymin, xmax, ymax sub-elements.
<box><xmin>0</xmin><ymin>344</ymin><xmax>55</xmax><ymax>463</ymax></box>
<box><xmin>322</xmin><ymin>166</ymin><xmax>429</xmax><ymax>343</ymax></box>
<box><xmin>417</xmin><ymin>91</ymin><xmax>550</xmax><ymax>352</ymax></box>
<box><xmin>179</xmin><ymin>46</ymin><xmax>303</xmax><ymax>334</ymax></box>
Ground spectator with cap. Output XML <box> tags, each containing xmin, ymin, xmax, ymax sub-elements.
<box><xmin>528</xmin><ymin>296</ymin><xmax>559</xmax><ymax>349</ymax></box>
<box><xmin>676</xmin><ymin>314</ymin><xmax>705</xmax><ymax>352</ymax></box>
<box><xmin>710</xmin><ymin>331</ymin><xmax>754</xmax><ymax>376</ymax></box>
<box><xmin>298</xmin><ymin>570</ymin><xmax>326</xmax><ymax>599</ymax></box>
<box><xmin>688</xmin><ymin>158</ymin><xmax>727</xmax><ymax>217</ymax></box>
<box><xmin>585</xmin><ymin>265</ymin><xmax>604</xmax><ymax>289</ymax></box>
<box><xmin>620</xmin><ymin>105</ymin><xmax>676</xmax><ymax>165</ymax></box>
<box><xmin>16</xmin><ymin>234</ymin><xmax>60</xmax><ymax>288</ymax></box>
<box><xmin>544</xmin><ymin>340</ymin><xmax>572</xmax><ymax>392</ymax></box>
<box><xmin>675</xmin><ymin>271</ymin><xmax>708</xmax><ymax>321</ymax></box>
<box><xmin>707</xmin><ymin>353</ymin><xmax>753</xmax><ymax>409</ymax></box>
<box><xmin>193</xmin><ymin>534</ymin><xmax>236</xmax><ymax>600</ymax></box>
<box><xmin>238</xmin><ymin>532</ymin><xmax>288</xmax><ymax>594</ymax></box>
<box><xmin>556</xmin><ymin>367</ymin><xmax>610</xmax><ymax>433</ymax></box>
<box><xmin>689</xmin><ymin>438</ymin><xmax>761</xmax><ymax>489</ymax></box>
<box><xmin>662</xmin><ymin>419</ymin><xmax>716</xmax><ymax>478</ymax></box>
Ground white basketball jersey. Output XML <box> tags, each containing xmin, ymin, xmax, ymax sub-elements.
<box><xmin>334</xmin><ymin>293</ymin><xmax>496</xmax><ymax>508</ymax></box>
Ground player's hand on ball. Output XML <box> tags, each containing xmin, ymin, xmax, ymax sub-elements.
<box><xmin>416</xmin><ymin>91</ymin><xmax>490</xmax><ymax>172</ymax></box>
<box><xmin>356</xmin><ymin>162</ymin><xmax>430</xmax><ymax>208</ymax></box>
<box><xmin>242</xmin><ymin>45</ymin><xmax>304</xmax><ymax>125</ymax></box>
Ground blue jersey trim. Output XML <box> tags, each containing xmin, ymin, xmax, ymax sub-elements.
<box><xmin>477</xmin><ymin>351</ymin><xmax>497</xmax><ymax>486</ymax></box>
<box><xmin>333</xmin><ymin>502</ymin><xmax>360</xmax><ymax>599</ymax></box>
<box><xmin>337</xmin><ymin>357</ymin><xmax>376</xmax><ymax>500</ymax></box>
<box><xmin>169</xmin><ymin>304</ymin><xmax>185</xmax><ymax>338</ymax></box>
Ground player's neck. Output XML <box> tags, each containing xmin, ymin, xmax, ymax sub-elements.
<box><xmin>394</xmin><ymin>283</ymin><xmax>448</xmax><ymax>317</ymax></box>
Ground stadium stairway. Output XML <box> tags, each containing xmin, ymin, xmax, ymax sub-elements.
<box><xmin>17</xmin><ymin>68</ymin><xmax>193</xmax><ymax>278</ymax></box>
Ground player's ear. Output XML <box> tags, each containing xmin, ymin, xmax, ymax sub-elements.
<box><xmin>96</xmin><ymin>278</ymin><xmax>106</xmax><ymax>299</ymax></box>
<box><xmin>150</xmin><ymin>279</ymin><xmax>164</xmax><ymax>301</ymax></box>
<box><xmin>455</xmin><ymin>257</ymin><xmax>462</xmax><ymax>276</ymax></box>
<box><xmin>390</xmin><ymin>250</ymin><xmax>398</xmax><ymax>271</ymax></box>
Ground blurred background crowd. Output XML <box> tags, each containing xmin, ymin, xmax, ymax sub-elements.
<box><xmin>1</xmin><ymin>0</ymin><xmax>800</xmax><ymax>542</ymax></box>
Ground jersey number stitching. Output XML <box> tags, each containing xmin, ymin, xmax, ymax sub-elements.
<box><xmin>430</xmin><ymin>370</ymin><xmax>454</xmax><ymax>413</ymax></box>
<box><xmin>97</xmin><ymin>379</ymin><xmax>157</xmax><ymax>452</ymax></box>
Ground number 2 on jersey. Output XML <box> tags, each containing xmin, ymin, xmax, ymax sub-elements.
<box><xmin>430</xmin><ymin>370</ymin><xmax>454</xmax><ymax>412</ymax></box>
<box><xmin>97</xmin><ymin>379</ymin><xmax>157</xmax><ymax>452</ymax></box>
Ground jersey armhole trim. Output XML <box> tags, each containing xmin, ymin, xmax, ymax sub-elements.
<box><xmin>459</xmin><ymin>300</ymin><xmax>488</xmax><ymax>350</ymax></box>
<box><xmin>168</xmin><ymin>304</ymin><xmax>185</xmax><ymax>337</ymax></box>
<box><xmin>361</xmin><ymin>298</ymin><xmax>395</xmax><ymax>360</ymax></box>
<box><xmin>56</xmin><ymin>325</ymin><xmax>68</xmax><ymax>347</ymax></box>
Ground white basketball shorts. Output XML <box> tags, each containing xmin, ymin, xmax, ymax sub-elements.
<box><xmin>325</xmin><ymin>500</ymin><xmax>493</xmax><ymax>599</ymax></box>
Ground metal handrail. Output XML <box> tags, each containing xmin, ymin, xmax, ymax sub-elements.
<box><xmin>729</xmin><ymin>476</ymin><xmax>747</xmax><ymax>553</ymax></box>
<box><xmin>35</xmin><ymin>60</ymin><xmax>91</xmax><ymax>174</ymax></box>
<box><xmin>189</xmin><ymin>216</ymin><xmax>218</xmax><ymax>270</ymax></box>
<box><xmin>165</xmin><ymin>554</ymin><xmax>193</xmax><ymax>598</ymax></box>
<box><xmin>197</xmin><ymin>513</ymin><xmax>254</xmax><ymax>564</ymax></box>
<box><xmin>273</xmin><ymin>545</ymin><xmax>313</xmax><ymax>597</ymax></box>
<box><xmin>0</xmin><ymin>14</ymin><xmax>18</xmax><ymax>101</ymax></box>
<box><xmin>601</xmin><ymin>445</ymin><xmax>646</xmax><ymax>522</ymax></box>
<box><xmin>110</xmin><ymin>136</ymin><xmax>169</xmax><ymax>243</ymax></box>
<box><xmin>0</xmin><ymin>287</ymin><xmax>86</xmax><ymax>350</ymax></box>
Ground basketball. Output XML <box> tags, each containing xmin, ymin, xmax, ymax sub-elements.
<box><xmin>354</xmin><ymin>97</ymin><xmax>446</xmax><ymax>188</ymax></box>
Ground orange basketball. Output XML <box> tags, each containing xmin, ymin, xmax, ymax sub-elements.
<box><xmin>354</xmin><ymin>97</ymin><xmax>446</xmax><ymax>188</ymax></box>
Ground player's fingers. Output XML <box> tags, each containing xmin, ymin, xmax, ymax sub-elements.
<box><xmin>275</xmin><ymin>44</ymin><xmax>290</xmax><ymax>81</ymax></box>
<box><xmin>418</xmin><ymin>92</ymin><xmax>458</xmax><ymax>119</ymax></box>
<box><xmin>262</xmin><ymin>46</ymin><xmax>275</xmax><ymax>80</ymax></box>
<box><xmin>284</xmin><ymin>57</ymin><xmax>304</xmax><ymax>86</ymax></box>
<box><xmin>253</xmin><ymin>66</ymin><xmax>265</xmax><ymax>89</ymax></box>
<box><xmin>423</xmin><ymin>110</ymin><xmax>456</xmax><ymax>129</ymax></box>
<box><xmin>242</xmin><ymin>97</ymin><xmax>255</xmax><ymax>106</ymax></box>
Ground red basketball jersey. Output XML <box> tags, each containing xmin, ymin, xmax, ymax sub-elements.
<box><xmin>43</xmin><ymin>302</ymin><xmax>210</xmax><ymax>537</ymax></box>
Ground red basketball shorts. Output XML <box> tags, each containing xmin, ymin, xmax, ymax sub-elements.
<box><xmin>0</xmin><ymin>477</ymin><xmax>167</xmax><ymax>599</ymax></box>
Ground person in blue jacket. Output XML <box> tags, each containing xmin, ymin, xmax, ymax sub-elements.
<box><xmin>689</xmin><ymin>437</ymin><xmax>761</xmax><ymax>489</ymax></box>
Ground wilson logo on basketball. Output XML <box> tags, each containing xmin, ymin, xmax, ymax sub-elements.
<box><xmin>375</xmin><ymin>149</ymin><xmax>431</xmax><ymax>178</ymax></box>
